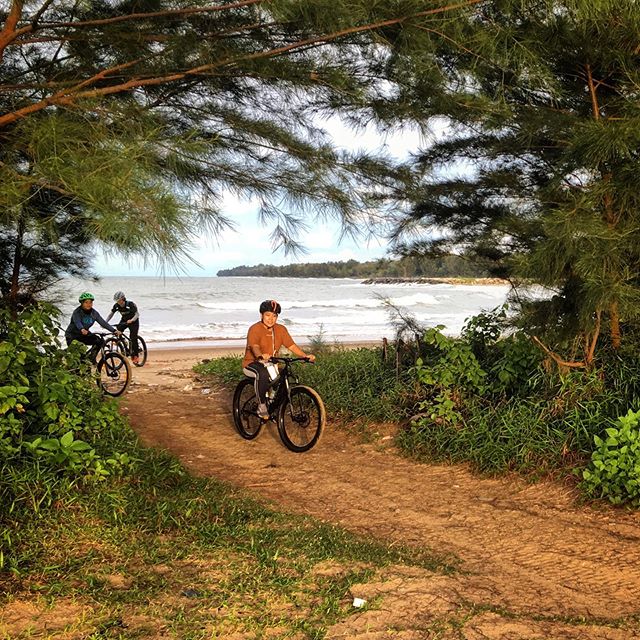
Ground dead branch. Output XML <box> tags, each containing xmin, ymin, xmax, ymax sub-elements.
<box><xmin>531</xmin><ymin>335</ymin><xmax>587</xmax><ymax>370</ymax></box>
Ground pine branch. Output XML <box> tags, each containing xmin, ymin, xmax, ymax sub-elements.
<box><xmin>531</xmin><ymin>335</ymin><xmax>587</xmax><ymax>370</ymax></box>
<box><xmin>0</xmin><ymin>0</ymin><xmax>485</xmax><ymax>128</ymax></box>
<box><xmin>0</xmin><ymin>0</ymin><xmax>24</xmax><ymax>62</ymax></box>
<box><xmin>23</xmin><ymin>0</ymin><xmax>265</xmax><ymax>31</ymax></box>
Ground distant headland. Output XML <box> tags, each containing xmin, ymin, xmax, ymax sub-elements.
<box><xmin>217</xmin><ymin>256</ymin><xmax>494</xmax><ymax>280</ymax></box>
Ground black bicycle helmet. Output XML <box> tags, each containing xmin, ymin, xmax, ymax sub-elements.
<box><xmin>259</xmin><ymin>299</ymin><xmax>281</xmax><ymax>314</ymax></box>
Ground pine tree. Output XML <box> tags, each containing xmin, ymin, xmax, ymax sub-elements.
<box><xmin>387</xmin><ymin>0</ymin><xmax>640</xmax><ymax>364</ymax></box>
<box><xmin>0</xmin><ymin>0</ymin><xmax>480</xmax><ymax>309</ymax></box>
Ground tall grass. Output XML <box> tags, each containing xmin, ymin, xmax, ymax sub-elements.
<box><xmin>398</xmin><ymin>319</ymin><xmax>640</xmax><ymax>481</ymax></box>
<box><xmin>195</xmin><ymin>346</ymin><xmax>410</xmax><ymax>423</ymax></box>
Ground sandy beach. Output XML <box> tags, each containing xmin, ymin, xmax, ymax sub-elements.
<box><xmin>129</xmin><ymin>340</ymin><xmax>383</xmax><ymax>387</ymax></box>
<box><xmin>143</xmin><ymin>339</ymin><xmax>383</xmax><ymax>363</ymax></box>
<box><xmin>115</xmin><ymin>340</ymin><xmax>640</xmax><ymax>640</ymax></box>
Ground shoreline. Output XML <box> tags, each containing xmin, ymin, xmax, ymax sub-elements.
<box><xmin>147</xmin><ymin>337</ymin><xmax>385</xmax><ymax>350</ymax></box>
<box><xmin>144</xmin><ymin>340</ymin><xmax>383</xmax><ymax>363</ymax></box>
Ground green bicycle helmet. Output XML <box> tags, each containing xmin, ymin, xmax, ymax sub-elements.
<box><xmin>78</xmin><ymin>292</ymin><xmax>95</xmax><ymax>302</ymax></box>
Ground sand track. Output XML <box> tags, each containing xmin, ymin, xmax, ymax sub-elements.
<box><xmin>122</xmin><ymin>347</ymin><xmax>640</xmax><ymax>638</ymax></box>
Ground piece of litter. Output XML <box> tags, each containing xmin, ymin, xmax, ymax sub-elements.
<box><xmin>352</xmin><ymin>597</ymin><xmax>367</xmax><ymax>608</ymax></box>
<box><xmin>201</xmin><ymin>388</ymin><xmax>211</xmax><ymax>394</ymax></box>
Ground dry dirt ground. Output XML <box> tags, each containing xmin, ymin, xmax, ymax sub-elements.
<box><xmin>6</xmin><ymin>347</ymin><xmax>640</xmax><ymax>639</ymax></box>
<box><xmin>113</xmin><ymin>348</ymin><xmax>640</xmax><ymax>639</ymax></box>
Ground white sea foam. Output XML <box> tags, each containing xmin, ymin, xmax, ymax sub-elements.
<box><xmin>195</xmin><ymin>292</ymin><xmax>442</xmax><ymax>312</ymax></box>
<box><xmin>58</xmin><ymin>276</ymin><xmax>511</xmax><ymax>345</ymax></box>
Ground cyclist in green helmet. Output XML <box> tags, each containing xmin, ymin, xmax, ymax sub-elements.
<box><xmin>65</xmin><ymin>292</ymin><xmax>120</xmax><ymax>362</ymax></box>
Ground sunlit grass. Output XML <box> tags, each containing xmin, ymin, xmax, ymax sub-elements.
<box><xmin>1</xmin><ymin>447</ymin><xmax>456</xmax><ymax>638</ymax></box>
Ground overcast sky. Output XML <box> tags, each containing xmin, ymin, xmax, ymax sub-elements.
<box><xmin>95</xmin><ymin>119</ymin><xmax>435</xmax><ymax>277</ymax></box>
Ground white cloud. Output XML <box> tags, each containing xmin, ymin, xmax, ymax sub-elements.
<box><xmin>93</xmin><ymin>118</ymin><xmax>431</xmax><ymax>277</ymax></box>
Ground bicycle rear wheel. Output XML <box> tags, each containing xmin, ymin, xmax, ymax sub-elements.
<box><xmin>97</xmin><ymin>352</ymin><xmax>131</xmax><ymax>397</ymax></box>
<box><xmin>232</xmin><ymin>378</ymin><xmax>264</xmax><ymax>440</ymax></box>
<box><xmin>278</xmin><ymin>385</ymin><xmax>325</xmax><ymax>452</ymax></box>
<box><xmin>133</xmin><ymin>336</ymin><xmax>148</xmax><ymax>366</ymax></box>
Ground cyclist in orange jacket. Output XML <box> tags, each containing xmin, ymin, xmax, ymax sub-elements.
<box><xmin>242</xmin><ymin>299</ymin><xmax>315</xmax><ymax>419</ymax></box>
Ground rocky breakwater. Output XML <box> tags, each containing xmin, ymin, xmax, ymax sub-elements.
<box><xmin>361</xmin><ymin>277</ymin><xmax>509</xmax><ymax>285</ymax></box>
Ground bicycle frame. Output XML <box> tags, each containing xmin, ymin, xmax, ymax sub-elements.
<box><xmin>94</xmin><ymin>331</ymin><xmax>119</xmax><ymax>357</ymax></box>
<box><xmin>109</xmin><ymin>332</ymin><xmax>133</xmax><ymax>355</ymax></box>
<box><xmin>233</xmin><ymin>355</ymin><xmax>323</xmax><ymax>452</ymax></box>
<box><xmin>266</xmin><ymin>357</ymin><xmax>307</xmax><ymax>416</ymax></box>
<box><xmin>103</xmin><ymin>330</ymin><xmax>147</xmax><ymax>367</ymax></box>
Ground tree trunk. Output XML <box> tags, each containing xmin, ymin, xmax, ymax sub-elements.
<box><xmin>587</xmin><ymin>63</ymin><xmax>622</xmax><ymax>350</ymax></box>
<box><xmin>610</xmin><ymin>301</ymin><xmax>621</xmax><ymax>350</ymax></box>
<box><xmin>8</xmin><ymin>211</ymin><xmax>25</xmax><ymax>317</ymax></box>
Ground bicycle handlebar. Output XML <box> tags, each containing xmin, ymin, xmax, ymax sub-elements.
<box><xmin>269</xmin><ymin>356</ymin><xmax>312</xmax><ymax>364</ymax></box>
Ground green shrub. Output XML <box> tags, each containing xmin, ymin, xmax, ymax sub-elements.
<box><xmin>582</xmin><ymin>409</ymin><xmax>640</xmax><ymax>506</ymax></box>
<box><xmin>0</xmin><ymin>306</ymin><xmax>134</xmax><ymax>473</ymax></box>
<box><xmin>400</xmin><ymin>320</ymin><xmax>616</xmax><ymax>478</ymax></box>
<box><xmin>411</xmin><ymin>326</ymin><xmax>487</xmax><ymax>426</ymax></box>
<box><xmin>486</xmin><ymin>333</ymin><xmax>543</xmax><ymax>395</ymax></box>
<box><xmin>0</xmin><ymin>305</ymin><xmax>139</xmax><ymax>567</ymax></box>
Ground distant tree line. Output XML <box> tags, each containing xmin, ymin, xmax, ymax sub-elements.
<box><xmin>217</xmin><ymin>256</ymin><xmax>490</xmax><ymax>279</ymax></box>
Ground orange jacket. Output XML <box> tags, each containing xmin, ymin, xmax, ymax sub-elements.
<box><xmin>242</xmin><ymin>321</ymin><xmax>294</xmax><ymax>368</ymax></box>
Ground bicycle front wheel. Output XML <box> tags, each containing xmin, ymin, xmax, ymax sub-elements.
<box><xmin>103</xmin><ymin>336</ymin><xmax>127</xmax><ymax>359</ymax></box>
<box><xmin>97</xmin><ymin>352</ymin><xmax>131</xmax><ymax>397</ymax></box>
<box><xmin>134</xmin><ymin>336</ymin><xmax>148</xmax><ymax>367</ymax></box>
<box><xmin>278</xmin><ymin>385</ymin><xmax>325</xmax><ymax>452</ymax></box>
<box><xmin>232</xmin><ymin>378</ymin><xmax>264</xmax><ymax>440</ymax></box>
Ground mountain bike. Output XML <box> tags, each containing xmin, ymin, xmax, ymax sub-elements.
<box><xmin>90</xmin><ymin>333</ymin><xmax>132</xmax><ymax>397</ymax></box>
<box><xmin>103</xmin><ymin>331</ymin><xmax>148</xmax><ymax>366</ymax></box>
<box><xmin>232</xmin><ymin>356</ymin><xmax>325</xmax><ymax>452</ymax></box>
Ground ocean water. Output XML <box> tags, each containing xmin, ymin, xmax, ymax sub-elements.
<box><xmin>56</xmin><ymin>276</ymin><xmax>510</xmax><ymax>347</ymax></box>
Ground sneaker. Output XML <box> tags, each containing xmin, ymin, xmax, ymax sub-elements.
<box><xmin>131</xmin><ymin>355</ymin><xmax>140</xmax><ymax>364</ymax></box>
<box><xmin>257</xmin><ymin>403</ymin><xmax>269</xmax><ymax>420</ymax></box>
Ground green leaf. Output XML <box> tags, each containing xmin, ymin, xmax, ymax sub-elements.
<box><xmin>60</xmin><ymin>431</ymin><xmax>74</xmax><ymax>448</ymax></box>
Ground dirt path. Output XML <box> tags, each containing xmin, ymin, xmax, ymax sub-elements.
<box><xmin>123</xmin><ymin>349</ymin><xmax>640</xmax><ymax>639</ymax></box>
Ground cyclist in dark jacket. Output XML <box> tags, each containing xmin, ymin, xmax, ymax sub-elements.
<box><xmin>65</xmin><ymin>292</ymin><xmax>119</xmax><ymax>362</ymax></box>
<box><xmin>106</xmin><ymin>291</ymin><xmax>141</xmax><ymax>363</ymax></box>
